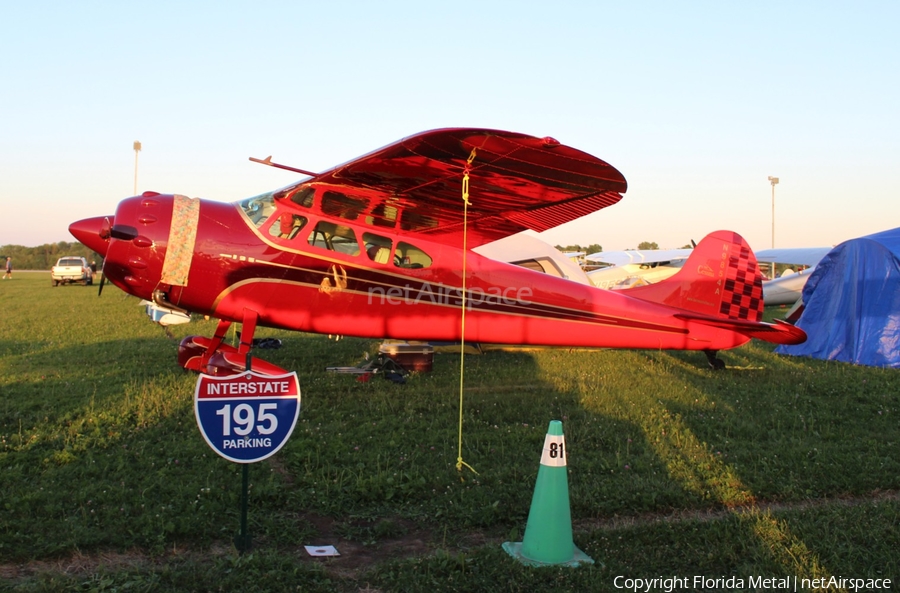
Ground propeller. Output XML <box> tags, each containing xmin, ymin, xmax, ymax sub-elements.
<box><xmin>98</xmin><ymin>217</ymin><xmax>111</xmax><ymax>297</ymax></box>
<box><xmin>98</xmin><ymin>261</ymin><xmax>106</xmax><ymax>296</ymax></box>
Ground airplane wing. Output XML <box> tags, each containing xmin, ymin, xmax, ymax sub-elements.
<box><xmin>754</xmin><ymin>247</ymin><xmax>831</xmax><ymax>267</ymax></box>
<box><xmin>585</xmin><ymin>248</ymin><xmax>693</xmax><ymax>267</ymax></box>
<box><xmin>289</xmin><ymin>128</ymin><xmax>627</xmax><ymax>247</ymax></box>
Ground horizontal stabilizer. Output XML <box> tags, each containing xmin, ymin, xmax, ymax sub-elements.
<box><xmin>673</xmin><ymin>314</ymin><xmax>806</xmax><ymax>345</ymax></box>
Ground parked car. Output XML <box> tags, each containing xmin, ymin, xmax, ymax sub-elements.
<box><xmin>51</xmin><ymin>256</ymin><xmax>93</xmax><ymax>286</ymax></box>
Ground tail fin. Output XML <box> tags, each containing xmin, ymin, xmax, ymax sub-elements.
<box><xmin>627</xmin><ymin>231</ymin><xmax>806</xmax><ymax>345</ymax></box>
<box><xmin>628</xmin><ymin>230</ymin><xmax>763</xmax><ymax>321</ymax></box>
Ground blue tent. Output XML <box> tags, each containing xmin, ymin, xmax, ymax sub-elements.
<box><xmin>776</xmin><ymin>227</ymin><xmax>900</xmax><ymax>367</ymax></box>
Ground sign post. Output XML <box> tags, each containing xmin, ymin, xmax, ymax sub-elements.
<box><xmin>237</xmin><ymin>461</ymin><xmax>250</xmax><ymax>552</ymax></box>
<box><xmin>194</xmin><ymin>367</ymin><xmax>301</xmax><ymax>553</ymax></box>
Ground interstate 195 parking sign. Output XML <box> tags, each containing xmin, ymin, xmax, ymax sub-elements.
<box><xmin>194</xmin><ymin>370</ymin><xmax>301</xmax><ymax>463</ymax></box>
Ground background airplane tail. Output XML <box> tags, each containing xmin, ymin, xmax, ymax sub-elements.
<box><xmin>627</xmin><ymin>231</ymin><xmax>806</xmax><ymax>345</ymax></box>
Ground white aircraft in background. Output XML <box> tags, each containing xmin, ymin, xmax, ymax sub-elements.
<box><xmin>485</xmin><ymin>235</ymin><xmax>831</xmax><ymax>309</ymax></box>
<box><xmin>754</xmin><ymin>247</ymin><xmax>832</xmax><ymax>306</ymax></box>
<box><xmin>474</xmin><ymin>232</ymin><xmax>592</xmax><ymax>285</ymax></box>
<box><xmin>584</xmin><ymin>248</ymin><xmax>692</xmax><ymax>289</ymax></box>
<box><xmin>582</xmin><ymin>245</ymin><xmax>831</xmax><ymax>307</ymax></box>
<box><xmin>561</xmin><ymin>251</ymin><xmax>587</xmax><ymax>268</ymax></box>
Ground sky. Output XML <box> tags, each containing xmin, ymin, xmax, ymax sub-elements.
<box><xmin>2</xmin><ymin>1</ymin><xmax>898</xmax><ymax>252</ymax></box>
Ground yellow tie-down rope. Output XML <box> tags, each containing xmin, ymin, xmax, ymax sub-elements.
<box><xmin>457</xmin><ymin>148</ymin><xmax>479</xmax><ymax>478</ymax></box>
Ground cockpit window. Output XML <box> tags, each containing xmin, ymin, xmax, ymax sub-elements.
<box><xmin>363</xmin><ymin>232</ymin><xmax>393</xmax><ymax>264</ymax></box>
<box><xmin>307</xmin><ymin>221</ymin><xmax>360</xmax><ymax>257</ymax></box>
<box><xmin>288</xmin><ymin>186</ymin><xmax>315</xmax><ymax>208</ymax></box>
<box><xmin>365</xmin><ymin>203</ymin><xmax>399</xmax><ymax>229</ymax></box>
<box><xmin>321</xmin><ymin>190</ymin><xmax>368</xmax><ymax>221</ymax></box>
<box><xmin>239</xmin><ymin>193</ymin><xmax>276</xmax><ymax>228</ymax></box>
<box><xmin>394</xmin><ymin>241</ymin><xmax>432</xmax><ymax>269</ymax></box>
<box><xmin>267</xmin><ymin>213</ymin><xmax>308</xmax><ymax>240</ymax></box>
<box><xmin>511</xmin><ymin>257</ymin><xmax>564</xmax><ymax>277</ymax></box>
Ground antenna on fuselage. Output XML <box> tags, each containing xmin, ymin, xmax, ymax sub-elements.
<box><xmin>249</xmin><ymin>155</ymin><xmax>319</xmax><ymax>178</ymax></box>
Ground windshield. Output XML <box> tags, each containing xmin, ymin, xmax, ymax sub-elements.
<box><xmin>238</xmin><ymin>193</ymin><xmax>277</xmax><ymax>228</ymax></box>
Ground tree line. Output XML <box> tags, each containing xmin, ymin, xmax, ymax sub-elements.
<box><xmin>554</xmin><ymin>243</ymin><xmax>603</xmax><ymax>254</ymax></box>
<box><xmin>0</xmin><ymin>242</ymin><xmax>104</xmax><ymax>270</ymax></box>
<box><xmin>555</xmin><ymin>241</ymin><xmax>693</xmax><ymax>253</ymax></box>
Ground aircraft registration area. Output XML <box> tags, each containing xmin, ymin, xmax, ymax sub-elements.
<box><xmin>69</xmin><ymin>128</ymin><xmax>805</xmax><ymax>375</ymax></box>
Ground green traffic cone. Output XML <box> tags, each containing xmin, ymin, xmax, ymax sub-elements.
<box><xmin>503</xmin><ymin>420</ymin><xmax>594</xmax><ymax>567</ymax></box>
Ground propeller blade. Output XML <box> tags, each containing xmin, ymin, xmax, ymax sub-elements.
<box><xmin>98</xmin><ymin>262</ymin><xmax>106</xmax><ymax>296</ymax></box>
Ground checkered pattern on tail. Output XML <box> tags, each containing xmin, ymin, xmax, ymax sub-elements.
<box><xmin>718</xmin><ymin>233</ymin><xmax>763</xmax><ymax>322</ymax></box>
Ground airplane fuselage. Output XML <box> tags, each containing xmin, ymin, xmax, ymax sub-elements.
<box><xmin>76</xmin><ymin>191</ymin><xmax>757</xmax><ymax>353</ymax></box>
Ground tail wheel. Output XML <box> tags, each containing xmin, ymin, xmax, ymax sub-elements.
<box><xmin>704</xmin><ymin>350</ymin><xmax>726</xmax><ymax>370</ymax></box>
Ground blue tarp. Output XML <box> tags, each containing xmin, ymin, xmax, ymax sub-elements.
<box><xmin>776</xmin><ymin>227</ymin><xmax>900</xmax><ymax>367</ymax></box>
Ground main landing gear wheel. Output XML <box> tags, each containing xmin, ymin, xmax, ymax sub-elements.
<box><xmin>704</xmin><ymin>350</ymin><xmax>726</xmax><ymax>370</ymax></box>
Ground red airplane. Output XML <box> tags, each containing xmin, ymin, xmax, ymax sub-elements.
<box><xmin>69</xmin><ymin>128</ymin><xmax>805</xmax><ymax>374</ymax></box>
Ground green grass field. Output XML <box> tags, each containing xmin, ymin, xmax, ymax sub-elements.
<box><xmin>1</xmin><ymin>273</ymin><xmax>898</xmax><ymax>592</ymax></box>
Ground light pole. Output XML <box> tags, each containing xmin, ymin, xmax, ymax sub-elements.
<box><xmin>133</xmin><ymin>141</ymin><xmax>142</xmax><ymax>195</ymax></box>
<box><xmin>768</xmin><ymin>176</ymin><xmax>779</xmax><ymax>278</ymax></box>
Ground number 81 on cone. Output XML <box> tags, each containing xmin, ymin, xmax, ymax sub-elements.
<box><xmin>540</xmin><ymin>433</ymin><xmax>566</xmax><ymax>467</ymax></box>
<box><xmin>194</xmin><ymin>370</ymin><xmax>301</xmax><ymax>463</ymax></box>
